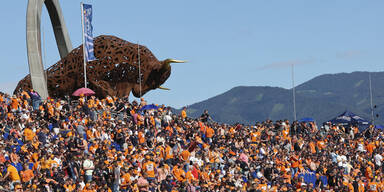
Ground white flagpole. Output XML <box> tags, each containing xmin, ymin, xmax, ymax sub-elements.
<box><xmin>138</xmin><ymin>41</ymin><xmax>142</xmax><ymax>97</ymax></box>
<box><xmin>81</xmin><ymin>2</ymin><xmax>87</xmax><ymax>88</ymax></box>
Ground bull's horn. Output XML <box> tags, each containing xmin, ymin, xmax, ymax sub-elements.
<box><xmin>164</xmin><ymin>59</ymin><xmax>187</xmax><ymax>65</ymax></box>
<box><xmin>158</xmin><ymin>86</ymin><xmax>171</xmax><ymax>90</ymax></box>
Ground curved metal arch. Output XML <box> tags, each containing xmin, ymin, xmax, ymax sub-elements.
<box><xmin>26</xmin><ymin>0</ymin><xmax>72</xmax><ymax>99</ymax></box>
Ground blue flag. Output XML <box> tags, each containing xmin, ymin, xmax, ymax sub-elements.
<box><xmin>82</xmin><ymin>3</ymin><xmax>96</xmax><ymax>62</ymax></box>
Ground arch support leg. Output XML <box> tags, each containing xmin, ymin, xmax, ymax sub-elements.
<box><xmin>26</xmin><ymin>0</ymin><xmax>72</xmax><ymax>99</ymax></box>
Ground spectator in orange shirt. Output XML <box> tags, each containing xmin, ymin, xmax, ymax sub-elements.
<box><xmin>142</xmin><ymin>155</ymin><xmax>157</xmax><ymax>183</ymax></box>
<box><xmin>20</xmin><ymin>164</ymin><xmax>34</xmax><ymax>185</ymax></box>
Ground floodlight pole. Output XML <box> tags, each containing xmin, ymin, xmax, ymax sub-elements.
<box><xmin>292</xmin><ymin>64</ymin><xmax>297</xmax><ymax>121</ymax></box>
<box><xmin>138</xmin><ymin>42</ymin><xmax>142</xmax><ymax>97</ymax></box>
<box><xmin>369</xmin><ymin>72</ymin><xmax>374</xmax><ymax>125</ymax></box>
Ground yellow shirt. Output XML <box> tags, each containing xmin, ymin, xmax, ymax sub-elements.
<box><xmin>41</xmin><ymin>158</ymin><xmax>52</xmax><ymax>169</ymax></box>
<box><xmin>7</xmin><ymin>165</ymin><xmax>20</xmax><ymax>181</ymax></box>
<box><xmin>24</xmin><ymin>128</ymin><xmax>35</xmax><ymax>141</ymax></box>
<box><xmin>181</xmin><ymin>110</ymin><xmax>187</xmax><ymax>119</ymax></box>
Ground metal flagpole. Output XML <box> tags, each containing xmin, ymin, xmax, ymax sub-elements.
<box><xmin>292</xmin><ymin>64</ymin><xmax>297</xmax><ymax>121</ymax></box>
<box><xmin>138</xmin><ymin>42</ymin><xmax>142</xmax><ymax>97</ymax></box>
<box><xmin>369</xmin><ymin>72</ymin><xmax>374</xmax><ymax>124</ymax></box>
<box><xmin>81</xmin><ymin>2</ymin><xmax>87</xmax><ymax>88</ymax></box>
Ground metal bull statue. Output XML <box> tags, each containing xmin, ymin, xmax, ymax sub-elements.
<box><xmin>14</xmin><ymin>35</ymin><xmax>185</xmax><ymax>98</ymax></box>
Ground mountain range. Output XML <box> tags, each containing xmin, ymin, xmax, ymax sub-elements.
<box><xmin>181</xmin><ymin>71</ymin><xmax>384</xmax><ymax>125</ymax></box>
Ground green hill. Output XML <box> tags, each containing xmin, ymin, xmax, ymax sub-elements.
<box><xmin>182</xmin><ymin>71</ymin><xmax>384</xmax><ymax>125</ymax></box>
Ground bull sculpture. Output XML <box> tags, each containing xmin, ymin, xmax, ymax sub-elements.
<box><xmin>14</xmin><ymin>35</ymin><xmax>185</xmax><ymax>98</ymax></box>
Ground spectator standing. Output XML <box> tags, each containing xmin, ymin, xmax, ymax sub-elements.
<box><xmin>28</xmin><ymin>89</ymin><xmax>41</xmax><ymax>111</ymax></box>
<box><xmin>200</xmin><ymin>109</ymin><xmax>212</xmax><ymax>123</ymax></box>
<box><xmin>83</xmin><ymin>154</ymin><xmax>95</xmax><ymax>183</ymax></box>
<box><xmin>113</xmin><ymin>161</ymin><xmax>120</xmax><ymax>192</ymax></box>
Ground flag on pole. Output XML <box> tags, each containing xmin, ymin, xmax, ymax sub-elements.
<box><xmin>82</xmin><ymin>3</ymin><xmax>96</xmax><ymax>62</ymax></box>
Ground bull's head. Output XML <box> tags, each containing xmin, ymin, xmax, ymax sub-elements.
<box><xmin>131</xmin><ymin>59</ymin><xmax>186</xmax><ymax>97</ymax></box>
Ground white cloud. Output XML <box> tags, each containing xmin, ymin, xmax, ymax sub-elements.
<box><xmin>258</xmin><ymin>58</ymin><xmax>316</xmax><ymax>70</ymax></box>
<box><xmin>336</xmin><ymin>50</ymin><xmax>363</xmax><ymax>59</ymax></box>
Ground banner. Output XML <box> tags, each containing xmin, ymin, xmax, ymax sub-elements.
<box><xmin>82</xmin><ymin>3</ymin><xmax>96</xmax><ymax>62</ymax></box>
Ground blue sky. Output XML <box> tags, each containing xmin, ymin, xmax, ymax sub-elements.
<box><xmin>0</xmin><ymin>0</ymin><xmax>383</xmax><ymax>108</ymax></box>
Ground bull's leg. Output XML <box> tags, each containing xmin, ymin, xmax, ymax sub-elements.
<box><xmin>88</xmin><ymin>80</ymin><xmax>115</xmax><ymax>98</ymax></box>
<box><xmin>116</xmin><ymin>82</ymin><xmax>133</xmax><ymax>98</ymax></box>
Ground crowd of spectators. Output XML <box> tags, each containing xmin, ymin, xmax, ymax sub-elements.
<box><xmin>0</xmin><ymin>89</ymin><xmax>384</xmax><ymax>192</ymax></box>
